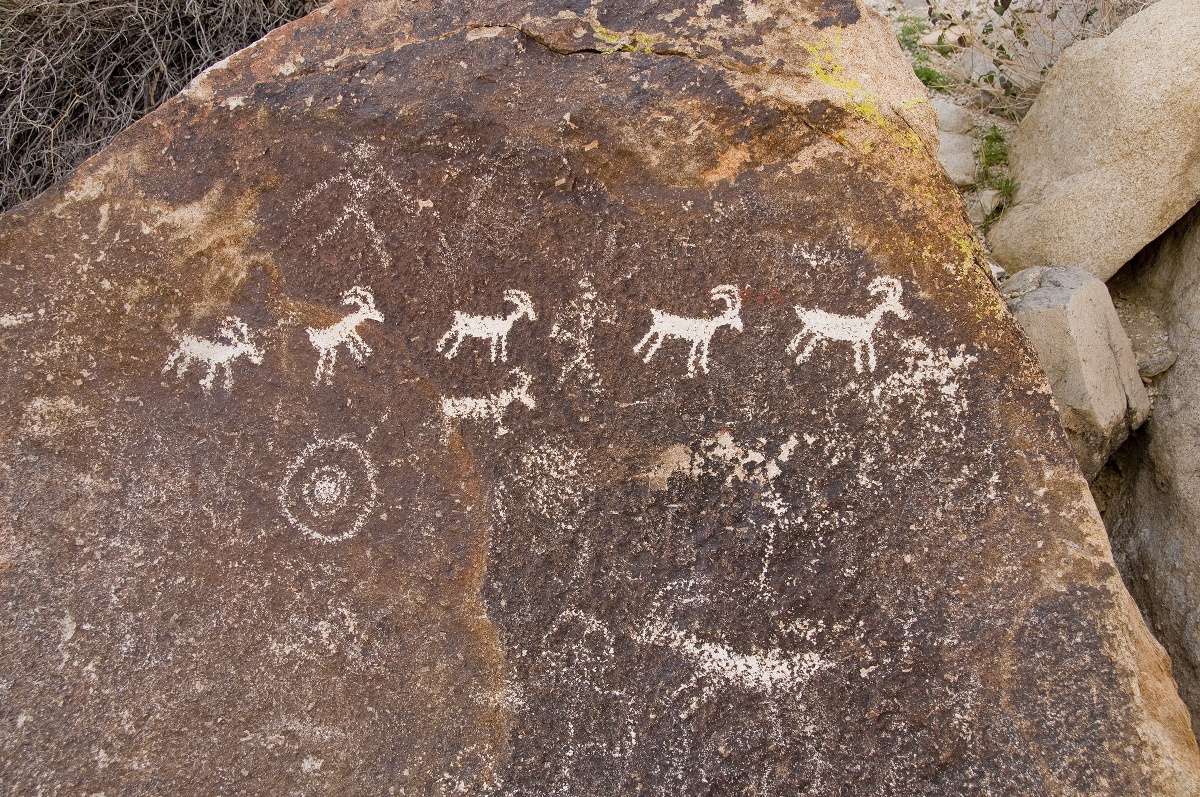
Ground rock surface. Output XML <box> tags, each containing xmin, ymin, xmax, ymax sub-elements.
<box><xmin>1001</xmin><ymin>266</ymin><xmax>1150</xmax><ymax>480</ymax></box>
<box><xmin>1106</xmin><ymin>202</ymin><xmax>1200</xmax><ymax>738</ymax></box>
<box><xmin>932</xmin><ymin>97</ymin><xmax>973</xmax><ymax>135</ymax></box>
<box><xmin>1113</xmin><ymin>294</ymin><xmax>1178</xmax><ymax>382</ymax></box>
<box><xmin>987</xmin><ymin>0</ymin><xmax>1200</xmax><ymax>280</ymax></box>
<box><xmin>937</xmin><ymin>130</ymin><xmax>976</xmax><ymax>187</ymax></box>
<box><xmin>2</xmin><ymin>0</ymin><xmax>1199</xmax><ymax>793</ymax></box>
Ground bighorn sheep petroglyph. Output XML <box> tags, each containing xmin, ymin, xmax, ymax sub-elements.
<box><xmin>634</xmin><ymin>284</ymin><xmax>743</xmax><ymax>377</ymax></box>
<box><xmin>440</xmin><ymin>368</ymin><xmax>536</xmax><ymax>435</ymax></box>
<box><xmin>787</xmin><ymin>276</ymin><xmax>908</xmax><ymax>373</ymax></box>
<box><xmin>307</xmin><ymin>286</ymin><xmax>384</xmax><ymax>385</ymax></box>
<box><xmin>437</xmin><ymin>289</ymin><xmax>537</xmax><ymax>363</ymax></box>
<box><xmin>164</xmin><ymin>316</ymin><xmax>263</xmax><ymax>394</ymax></box>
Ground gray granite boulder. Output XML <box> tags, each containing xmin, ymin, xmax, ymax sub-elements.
<box><xmin>988</xmin><ymin>0</ymin><xmax>1200</xmax><ymax>280</ymax></box>
<box><xmin>1001</xmin><ymin>266</ymin><xmax>1150</xmax><ymax>480</ymax></box>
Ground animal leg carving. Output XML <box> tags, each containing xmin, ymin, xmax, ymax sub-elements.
<box><xmin>635</xmin><ymin>330</ymin><xmax>665</xmax><ymax>363</ymax></box>
<box><xmin>438</xmin><ymin>329</ymin><xmax>463</xmax><ymax>359</ymax></box>
<box><xmin>634</xmin><ymin>286</ymin><xmax>742</xmax><ymax>377</ymax></box>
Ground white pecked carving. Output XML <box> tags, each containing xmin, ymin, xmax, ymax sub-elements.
<box><xmin>549</xmin><ymin>273</ymin><xmax>615</xmax><ymax>394</ymax></box>
<box><xmin>437</xmin><ymin>289</ymin><xmax>537</xmax><ymax>363</ymax></box>
<box><xmin>279</xmin><ymin>438</ymin><xmax>378</xmax><ymax>543</ymax></box>
<box><xmin>306</xmin><ymin>286</ymin><xmax>384</xmax><ymax>385</ymax></box>
<box><xmin>163</xmin><ymin>316</ymin><xmax>263</xmax><ymax>394</ymax></box>
<box><xmin>638</xmin><ymin>618</ymin><xmax>829</xmax><ymax>694</ymax></box>
<box><xmin>292</xmin><ymin>142</ymin><xmax>407</xmax><ymax>269</ymax></box>
<box><xmin>440</xmin><ymin>368</ymin><xmax>536</xmax><ymax>436</ymax></box>
<box><xmin>633</xmin><ymin>284</ymin><xmax>743</xmax><ymax>377</ymax></box>
<box><xmin>787</xmin><ymin>276</ymin><xmax>909</xmax><ymax>373</ymax></box>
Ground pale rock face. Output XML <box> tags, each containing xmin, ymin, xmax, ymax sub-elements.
<box><xmin>937</xmin><ymin>130</ymin><xmax>976</xmax><ymax>186</ymax></box>
<box><xmin>1112</xmin><ymin>293</ymin><xmax>1178</xmax><ymax>382</ymax></box>
<box><xmin>1106</xmin><ymin>202</ymin><xmax>1200</xmax><ymax>737</ymax></box>
<box><xmin>988</xmin><ymin>0</ymin><xmax>1200</xmax><ymax>280</ymax></box>
<box><xmin>977</xmin><ymin>189</ymin><xmax>1001</xmax><ymax>218</ymax></box>
<box><xmin>969</xmin><ymin>188</ymin><xmax>1002</xmax><ymax>226</ymax></box>
<box><xmin>932</xmin><ymin>97</ymin><xmax>974</xmax><ymax>135</ymax></box>
<box><xmin>1001</xmin><ymin>266</ymin><xmax>1149</xmax><ymax>480</ymax></box>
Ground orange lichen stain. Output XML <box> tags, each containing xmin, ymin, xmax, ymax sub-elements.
<box><xmin>703</xmin><ymin>145</ymin><xmax>752</xmax><ymax>186</ymax></box>
<box><xmin>740</xmin><ymin>286</ymin><xmax>790</xmax><ymax>306</ymax></box>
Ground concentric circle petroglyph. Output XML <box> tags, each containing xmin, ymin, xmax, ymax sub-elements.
<box><xmin>279</xmin><ymin>439</ymin><xmax>378</xmax><ymax>543</ymax></box>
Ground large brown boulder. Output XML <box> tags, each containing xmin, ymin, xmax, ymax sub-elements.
<box><xmin>987</xmin><ymin>0</ymin><xmax>1200</xmax><ymax>280</ymax></box>
<box><xmin>1107</xmin><ymin>202</ymin><xmax>1200</xmax><ymax>738</ymax></box>
<box><xmin>2</xmin><ymin>0</ymin><xmax>1197</xmax><ymax>792</ymax></box>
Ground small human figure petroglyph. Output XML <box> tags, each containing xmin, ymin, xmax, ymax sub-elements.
<box><xmin>292</xmin><ymin>142</ymin><xmax>407</xmax><ymax>269</ymax></box>
<box><xmin>440</xmin><ymin>368</ymin><xmax>536</xmax><ymax>436</ymax></box>
<box><xmin>633</xmin><ymin>284</ymin><xmax>743</xmax><ymax>377</ymax></box>
<box><xmin>163</xmin><ymin>316</ymin><xmax>263</xmax><ymax>394</ymax></box>
<box><xmin>307</xmin><ymin>286</ymin><xmax>384</xmax><ymax>385</ymax></box>
<box><xmin>437</xmin><ymin>289</ymin><xmax>537</xmax><ymax>363</ymax></box>
<box><xmin>787</xmin><ymin>276</ymin><xmax>909</xmax><ymax>373</ymax></box>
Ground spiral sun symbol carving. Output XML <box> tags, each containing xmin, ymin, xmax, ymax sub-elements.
<box><xmin>279</xmin><ymin>439</ymin><xmax>378</xmax><ymax>543</ymax></box>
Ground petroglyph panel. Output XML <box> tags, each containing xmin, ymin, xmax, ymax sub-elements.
<box><xmin>292</xmin><ymin>142</ymin><xmax>410</xmax><ymax>270</ymax></box>
<box><xmin>438</xmin><ymin>289</ymin><xmax>537</xmax><ymax>363</ymax></box>
<box><xmin>164</xmin><ymin>316</ymin><xmax>264</xmax><ymax>394</ymax></box>
<box><xmin>440</xmin><ymin>368</ymin><xmax>536</xmax><ymax>436</ymax></box>
<box><xmin>307</xmin><ymin>286</ymin><xmax>384</xmax><ymax>385</ymax></box>
<box><xmin>788</xmin><ymin>275</ymin><xmax>909</xmax><ymax>373</ymax></box>
<box><xmin>633</xmin><ymin>284</ymin><xmax>743</xmax><ymax>377</ymax></box>
<box><xmin>3</xmin><ymin>0</ymin><xmax>1194</xmax><ymax>793</ymax></box>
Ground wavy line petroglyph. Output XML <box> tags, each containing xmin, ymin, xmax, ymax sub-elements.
<box><xmin>788</xmin><ymin>276</ymin><xmax>909</xmax><ymax>373</ymax></box>
<box><xmin>638</xmin><ymin>619</ymin><xmax>829</xmax><ymax>694</ymax></box>
<box><xmin>634</xmin><ymin>284</ymin><xmax>743</xmax><ymax>377</ymax></box>
<box><xmin>307</xmin><ymin>286</ymin><xmax>384</xmax><ymax>385</ymax></box>
<box><xmin>163</xmin><ymin>316</ymin><xmax>263</xmax><ymax>394</ymax></box>
<box><xmin>437</xmin><ymin>289</ymin><xmax>537</xmax><ymax>363</ymax></box>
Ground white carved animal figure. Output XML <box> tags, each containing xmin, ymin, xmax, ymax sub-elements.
<box><xmin>306</xmin><ymin>286</ymin><xmax>384</xmax><ymax>385</ymax></box>
<box><xmin>633</xmin><ymin>284</ymin><xmax>743</xmax><ymax>377</ymax></box>
<box><xmin>787</xmin><ymin>276</ymin><xmax>909</xmax><ymax>373</ymax></box>
<box><xmin>437</xmin><ymin>289</ymin><xmax>537</xmax><ymax>363</ymax></box>
<box><xmin>164</xmin><ymin>316</ymin><xmax>263</xmax><ymax>394</ymax></box>
<box><xmin>440</xmin><ymin>368</ymin><xmax>536</xmax><ymax>436</ymax></box>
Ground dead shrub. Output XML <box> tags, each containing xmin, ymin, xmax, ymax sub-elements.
<box><xmin>1</xmin><ymin>0</ymin><xmax>321</xmax><ymax>213</ymax></box>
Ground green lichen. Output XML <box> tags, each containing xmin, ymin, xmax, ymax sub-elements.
<box><xmin>590</xmin><ymin>21</ymin><xmax>660</xmax><ymax>54</ymax></box>
<box><xmin>799</xmin><ymin>34</ymin><xmax>924</xmax><ymax>153</ymax></box>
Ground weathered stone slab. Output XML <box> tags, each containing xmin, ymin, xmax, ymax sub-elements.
<box><xmin>932</xmin><ymin>97</ymin><xmax>974</xmax><ymax>136</ymax></box>
<box><xmin>2</xmin><ymin>0</ymin><xmax>1198</xmax><ymax>793</ymax></box>
<box><xmin>937</xmin><ymin>130</ymin><xmax>976</xmax><ymax>187</ymax></box>
<box><xmin>1113</xmin><ymin>293</ymin><xmax>1178</xmax><ymax>382</ymax></box>
<box><xmin>1001</xmin><ymin>266</ymin><xmax>1149</xmax><ymax>480</ymax></box>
